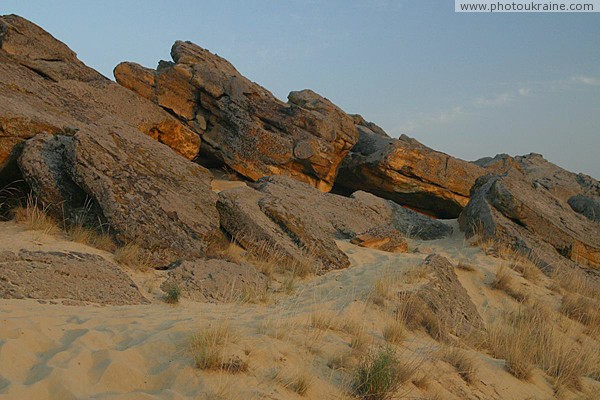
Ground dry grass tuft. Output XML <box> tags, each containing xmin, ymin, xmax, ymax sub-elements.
<box><xmin>191</xmin><ymin>324</ymin><xmax>244</xmax><ymax>372</ymax></box>
<box><xmin>12</xmin><ymin>196</ymin><xmax>60</xmax><ymax>235</ymax></box>
<box><xmin>114</xmin><ymin>242</ymin><xmax>152</xmax><ymax>270</ymax></box>
<box><xmin>352</xmin><ymin>346</ymin><xmax>416</xmax><ymax>400</ymax></box>
<box><xmin>382</xmin><ymin>319</ymin><xmax>407</xmax><ymax>345</ymax></box>
<box><xmin>552</xmin><ymin>268</ymin><xmax>600</xmax><ymax>301</ymax></box>
<box><xmin>439</xmin><ymin>347</ymin><xmax>476</xmax><ymax>383</ymax></box>
<box><xmin>485</xmin><ymin>302</ymin><xmax>596</xmax><ymax>389</ymax></box>
<box><xmin>66</xmin><ymin>223</ymin><xmax>116</xmax><ymax>252</ymax></box>
<box><xmin>309</xmin><ymin>310</ymin><xmax>339</xmax><ymax>331</ymax></box>
<box><xmin>509</xmin><ymin>259</ymin><xmax>543</xmax><ymax>282</ymax></box>
<box><xmin>560</xmin><ymin>293</ymin><xmax>600</xmax><ymax>328</ymax></box>
<box><xmin>491</xmin><ymin>266</ymin><xmax>528</xmax><ymax>302</ymax></box>
<box><xmin>285</xmin><ymin>371</ymin><xmax>313</xmax><ymax>396</ymax></box>
<box><xmin>394</xmin><ymin>295</ymin><xmax>446</xmax><ymax>342</ymax></box>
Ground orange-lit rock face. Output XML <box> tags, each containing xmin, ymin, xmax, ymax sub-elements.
<box><xmin>115</xmin><ymin>41</ymin><xmax>358</xmax><ymax>192</ymax></box>
<box><xmin>0</xmin><ymin>15</ymin><xmax>200</xmax><ymax>181</ymax></box>
<box><xmin>337</xmin><ymin>127</ymin><xmax>484</xmax><ymax>218</ymax></box>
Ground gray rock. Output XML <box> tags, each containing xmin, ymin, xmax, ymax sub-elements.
<box><xmin>408</xmin><ymin>254</ymin><xmax>484</xmax><ymax>339</ymax></box>
<box><xmin>459</xmin><ymin>173</ymin><xmax>600</xmax><ymax>271</ymax></box>
<box><xmin>161</xmin><ymin>259</ymin><xmax>267</xmax><ymax>303</ymax></box>
<box><xmin>0</xmin><ymin>250</ymin><xmax>146</xmax><ymax>305</ymax></box>
<box><xmin>568</xmin><ymin>194</ymin><xmax>600</xmax><ymax>223</ymax></box>
<box><xmin>18</xmin><ymin>133</ymin><xmax>100</xmax><ymax>223</ymax></box>
<box><xmin>65</xmin><ymin>125</ymin><xmax>223</xmax><ymax>261</ymax></box>
<box><xmin>218</xmin><ymin>175</ymin><xmax>452</xmax><ymax>273</ymax></box>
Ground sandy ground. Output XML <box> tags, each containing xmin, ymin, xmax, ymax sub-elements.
<box><xmin>0</xmin><ymin>220</ymin><xmax>596</xmax><ymax>399</ymax></box>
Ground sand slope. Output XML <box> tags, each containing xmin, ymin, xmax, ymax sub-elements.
<box><xmin>0</xmin><ymin>220</ymin><xmax>597</xmax><ymax>399</ymax></box>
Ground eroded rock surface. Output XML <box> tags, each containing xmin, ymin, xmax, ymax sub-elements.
<box><xmin>337</xmin><ymin>121</ymin><xmax>484</xmax><ymax>218</ymax></box>
<box><xmin>0</xmin><ymin>14</ymin><xmax>200</xmax><ymax>187</ymax></box>
<box><xmin>0</xmin><ymin>250</ymin><xmax>146</xmax><ymax>305</ymax></box>
<box><xmin>459</xmin><ymin>173</ymin><xmax>600</xmax><ymax>270</ymax></box>
<box><xmin>161</xmin><ymin>259</ymin><xmax>267</xmax><ymax>303</ymax></box>
<box><xmin>218</xmin><ymin>175</ymin><xmax>451</xmax><ymax>272</ymax></box>
<box><xmin>115</xmin><ymin>41</ymin><xmax>358</xmax><ymax>191</ymax></box>
<box><xmin>408</xmin><ymin>254</ymin><xmax>483</xmax><ymax>338</ymax></box>
<box><xmin>350</xmin><ymin>225</ymin><xmax>408</xmax><ymax>253</ymax></box>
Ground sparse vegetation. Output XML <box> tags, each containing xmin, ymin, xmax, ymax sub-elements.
<box><xmin>12</xmin><ymin>196</ymin><xmax>60</xmax><ymax>235</ymax></box>
<box><xmin>65</xmin><ymin>223</ymin><xmax>116</xmax><ymax>252</ymax></box>
<box><xmin>113</xmin><ymin>242</ymin><xmax>152</xmax><ymax>270</ymax></box>
<box><xmin>382</xmin><ymin>319</ymin><xmax>406</xmax><ymax>345</ymax></box>
<box><xmin>283</xmin><ymin>370</ymin><xmax>313</xmax><ymax>396</ymax></box>
<box><xmin>163</xmin><ymin>283</ymin><xmax>181</xmax><ymax>304</ymax></box>
<box><xmin>485</xmin><ymin>302</ymin><xmax>597</xmax><ymax>389</ymax></box>
<box><xmin>440</xmin><ymin>347</ymin><xmax>476</xmax><ymax>383</ymax></box>
<box><xmin>190</xmin><ymin>324</ymin><xmax>243</xmax><ymax>372</ymax></box>
<box><xmin>352</xmin><ymin>346</ymin><xmax>414</xmax><ymax>400</ymax></box>
<box><xmin>490</xmin><ymin>266</ymin><xmax>528</xmax><ymax>302</ymax></box>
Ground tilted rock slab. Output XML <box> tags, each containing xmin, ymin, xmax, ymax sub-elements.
<box><xmin>18</xmin><ymin>127</ymin><xmax>223</xmax><ymax>261</ymax></box>
<box><xmin>0</xmin><ymin>14</ymin><xmax>200</xmax><ymax>187</ymax></box>
<box><xmin>459</xmin><ymin>172</ymin><xmax>600</xmax><ymax>271</ymax></box>
<box><xmin>0</xmin><ymin>250</ymin><xmax>146</xmax><ymax>305</ymax></box>
<box><xmin>336</xmin><ymin>119</ymin><xmax>485</xmax><ymax>218</ymax></box>
<box><xmin>406</xmin><ymin>254</ymin><xmax>483</xmax><ymax>339</ymax></box>
<box><xmin>161</xmin><ymin>259</ymin><xmax>267</xmax><ymax>303</ymax></box>
<box><xmin>218</xmin><ymin>175</ymin><xmax>452</xmax><ymax>272</ymax></box>
<box><xmin>114</xmin><ymin>40</ymin><xmax>359</xmax><ymax>191</ymax></box>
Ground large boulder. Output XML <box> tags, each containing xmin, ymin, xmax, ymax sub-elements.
<box><xmin>0</xmin><ymin>249</ymin><xmax>146</xmax><ymax>305</ymax></box>
<box><xmin>160</xmin><ymin>259</ymin><xmax>267</xmax><ymax>303</ymax></box>
<box><xmin>18</xmin><ymin>126</ymin><xmax>224</xmax><ymax>261</ymax></box>
<box><xmin>406</xmin><ymin>254</ymin><xmax>484</xmax><ymax>339</ymax></box>
<box><xmin>218</xmin><ymin>175</ymin><xmax>452</xmax><ymax>272</ymax></box>
<box><xmin>0</xmin><ymin>14</ymin><xmax>200</xmax><ymax>187</ymax></box>
<box><xmin>17</xmin><ymin>133</ymin><xmax>94</xmax><ymax>222</ymax></box>
<box><xmin>459</xmin><ymin>172</ymin><xmax>600</xmax><ymax>271</ymax></box>
<box><xmin>336</xmin><ymin>120</ymin><xmax>485</xmax><ymax>218</ymax></box>
<box><xmin>114</xmin><ymin>40</ymin><xmax>359</xmax><ymax>192</ymax></box>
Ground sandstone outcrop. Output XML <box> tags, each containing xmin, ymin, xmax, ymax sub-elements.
<box><xmin>0</xmin><ymin>250</ymin><xmax>146</xmax><ymax>305</ymax></box>
<box><xmin>336</xmin><ymin>121</ymin><xmax>485</xmax><ymax>218</ymax></box>
<box><xmin>459</xmin><ymin>172</ymin><xmax>600</xmax><ymax>270</ymax></box>
<box><xmin>18</xmin><ymin>127</ymin><xmax>223</xmax><ymax>261</ymax></box>
<box><xmin>161</xmin><ymin>259</ymin><xmax>267</xmax><ymax>303</ymax></box>
<box><xmin>218</xmin><ymin>175</ymin><xmax>451</xmax><ymax>272</ymax></box>
<box><xmin>114</xmin><ymin>40</ymin><xmax>358</xmax><ymax>191</ymax></box>
<box><xmin>0</xmin><ymin>14</ymin><xmax>200</xmax><ymax>189</ymax></box>
<box><xmin>350</xmin><ymin>225</ymin><xmax>408</xmax><ymax>253</ymax></box>
<box><xmin>406</xmin><ymin>254</ymin><xmax>483</xmax><ymax>339</ymax></box>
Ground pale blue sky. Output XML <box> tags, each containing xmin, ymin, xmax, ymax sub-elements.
<box><xmin>3</xmin><ymin>1</ymin><xmax>599</xmax><ymax>177</ymax></box>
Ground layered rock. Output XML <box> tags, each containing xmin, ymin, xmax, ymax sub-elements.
<box><xmin>218</xmin><ymin>175</ymin><xmax>451</xmax><ymax>272</ymax></box>
<box><xmin>114</xmin><ymin>40</ymin><xmax>358</xmax><ymax>191</ymax></box>
<box><xmin>161</xmin><ymin>259</ymin><xmax>267</xmax><ymax>303</ymax></box>
<box><xmin>0</xmin><ymin>14</ymin><xmax>200</xmax><ymax>187</ymax></box>
<box><xmin>405</xmin><ymin>254</ymin><xmax>483</xmax><ymax>339</ymax></box>
<box><xmin>18</xmin><ymin>127</ymin><xmax>223</xmax><ymax>261</ymax></box>
<box><xmin>337</xmin><ymin>121</ymin><xmax>485</xmax><ymax>218</ymax></box>
<box><xmin>350</xmin><ymin>225</ymin><xmax>408</xmax><ymax>253</ymax></box>
<box><xmin>0</xmin><ymin>250</ymin><xmax>146</xmax><ymax>305</ymax></box>
<box><xmin>459</xmin><ymin>172</ymin><xmax>600</xmax><ymax>270</ymax></box>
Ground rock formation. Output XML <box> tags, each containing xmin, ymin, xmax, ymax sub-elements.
<box><xmin>0</xmin><ymin>250</ymin><xmax>146</xmax><ymax>305</ymax></box>
<box><xmin>114</xmin><ymin>41</ymin><xmax>358</xmax><ymax>191</ymax></box>
<box><xmin>161</xmin><ymin>259</ymin><xmax>267</xmax><ymax>303</ymax></box>
<box><xmin>18</xmin><ymin>127</ymin><xmax>224</xmax><ymax>261</ymax></box>
<box><xmin>406</xmin><ymin>254</ymin><xmax>483</xmax><ymax>339</ymax></box>
<box><xmin>0</xmin><ymin>14</ymin><xmax>200</xmax><ymax>189</ymax></box>
<box><xmin>336</xmin><ymin>120</ymin><xmax>485</xmax><ymax>218</ymax></box>
<box><xmin>218</xmin><ymin>175</ymin><xmax>452</xmax><ymax>272</ymax></box>
<box><xmin>350</xmin><ymin>226</ymin><xmax>408</xmax><ymax>253</ymax></box>
<box><xmin>459</xmin><ymin>172</ymin><xmax>600</xmax><ymax>271</ymax></box>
